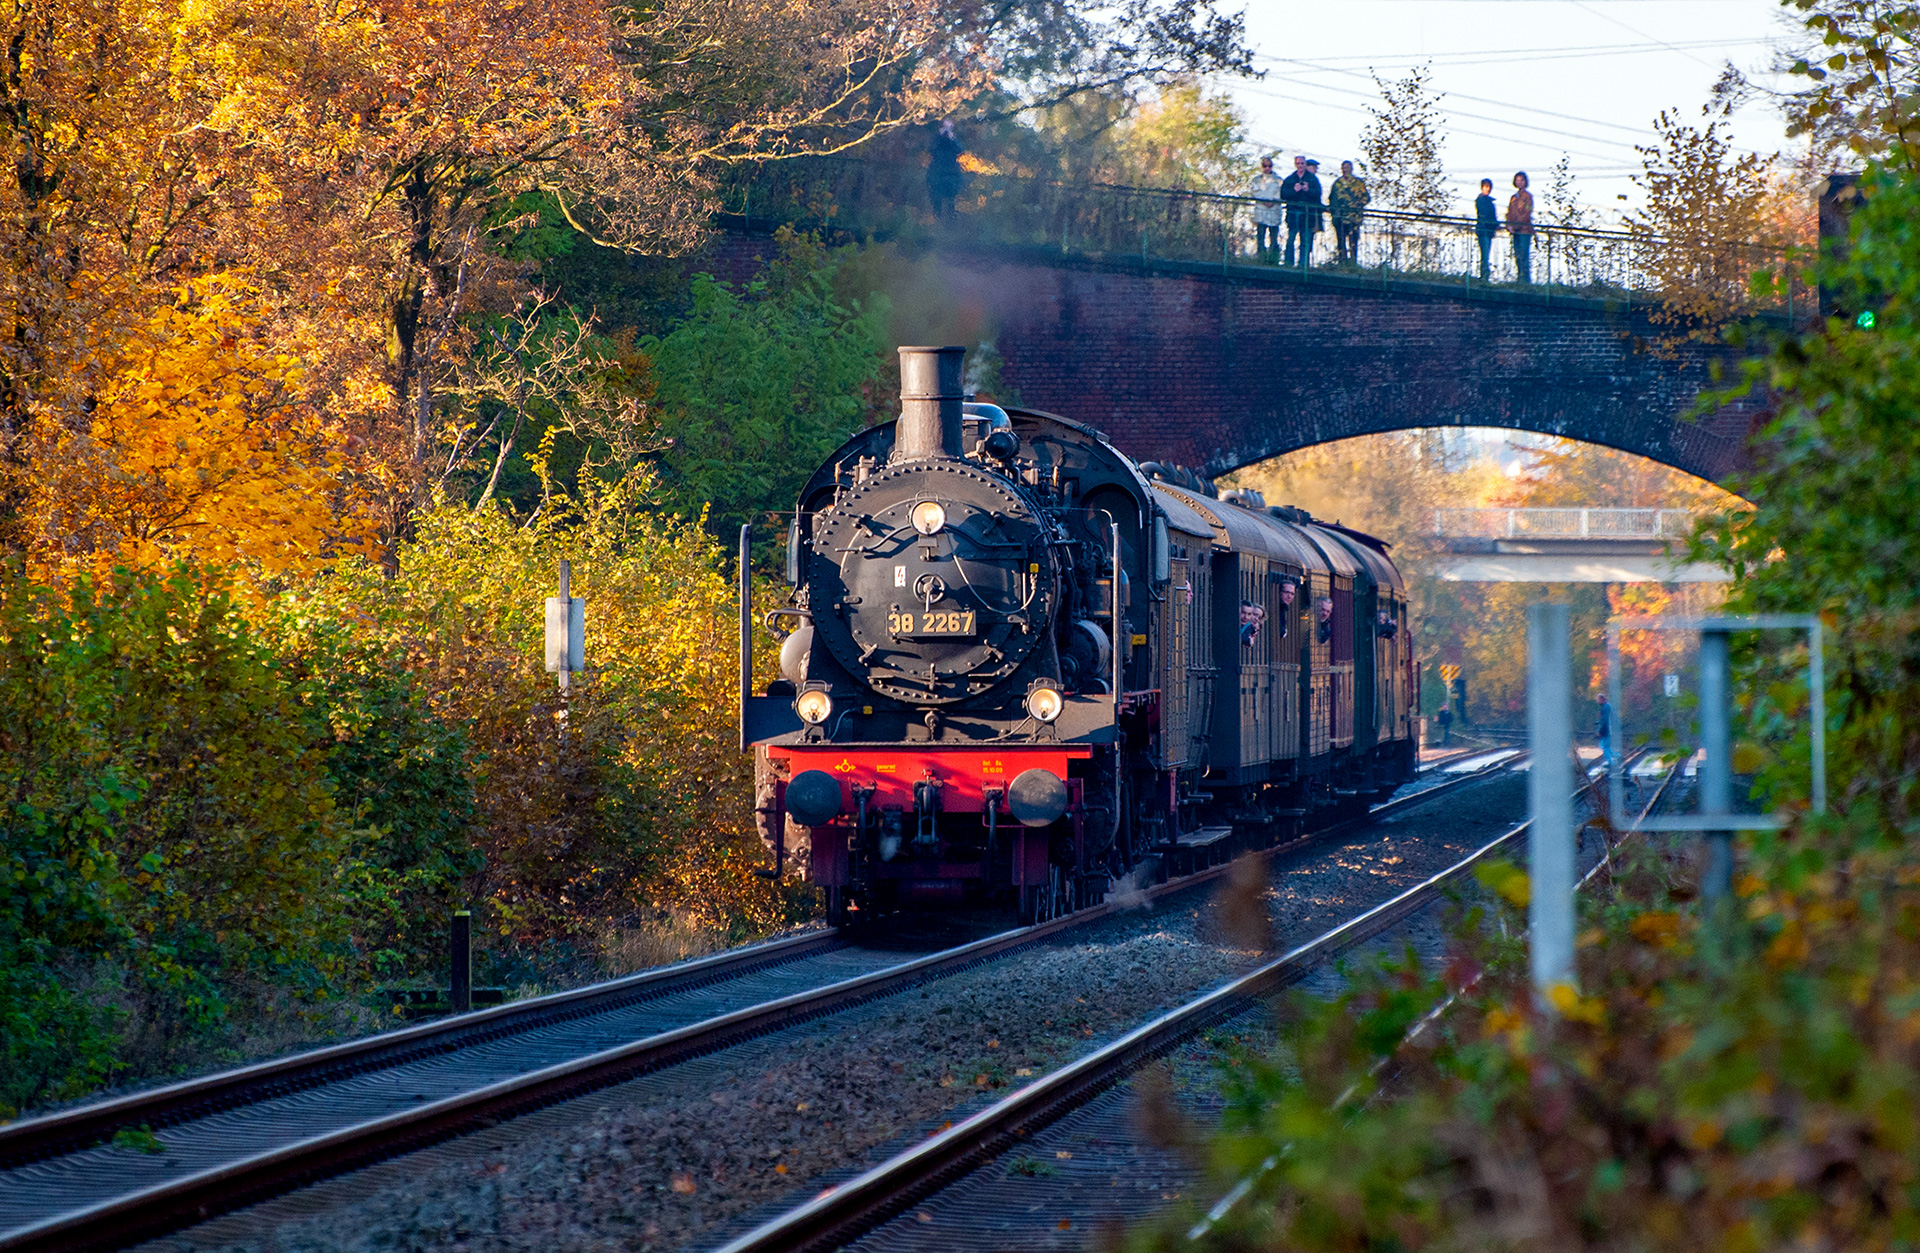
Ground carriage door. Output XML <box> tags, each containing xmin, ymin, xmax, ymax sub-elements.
<box><xmin>1187</xmin><ymin>553</ymin><xmax>1215</xmax><ymax>770</ymax></box>
<box><xmin>1239</xmin><ymin>556</ymin><xmax>1270</xmax><ymax>769</ymax></box>
<box><xmin>1157</xmin><ymin>550</ymin><xmax>1190</xmax><ymax>771</ymax></box>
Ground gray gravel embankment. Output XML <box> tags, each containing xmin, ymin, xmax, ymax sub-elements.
<box><xmin>142</xmin><ymin>772</ymin><xmax>1532</xmax><ymax>1253</ymax></box>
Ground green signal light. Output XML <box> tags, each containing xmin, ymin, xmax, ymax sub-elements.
<box><xmin>1857</xmin><ymin>310</ymin><xmax>1877</xmax><ymax>329</ymax></box>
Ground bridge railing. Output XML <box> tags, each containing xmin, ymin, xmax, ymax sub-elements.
<box><xmin>721</xmin><ymin>157</ymin><xmax>1797</xmax><ymax>315</ymax></box>
<box><xmin>1432</xmin><ymin>507</ymin><xmax>1705</xmax><ymax>540</ymax></box>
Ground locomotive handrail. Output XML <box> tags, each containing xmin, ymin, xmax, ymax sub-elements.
<box><xmin>739</xmin><ymin>523</ymin><xmax>753</xmax><ymax>752</ymax></box>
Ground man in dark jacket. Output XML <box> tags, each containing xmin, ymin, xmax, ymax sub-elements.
<box><xmin>928</xmin><ymin>121</ymin><xmax>963</xmax><ymax>218</ymax></box>
<box><xmin>1282</xmin><ymin>155</ymin><xmax>1323</xmax><ymax>268</ymax></box>
<box><xmin>1474</xmin><ymin>178</ymin><xmax>1499</xmax><ymax>280</ymax></box>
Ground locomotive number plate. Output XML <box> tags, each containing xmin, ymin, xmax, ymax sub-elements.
<box><xmin>888</xmin><ymin>609</ymin><xmax>977</xmax><ymax>637</ymax></box>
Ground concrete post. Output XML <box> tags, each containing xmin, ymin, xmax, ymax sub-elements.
<box><xmin>1699</xmin><ymin>627</ymin><xmax>1733</xmax><ymax>901</ymax></box>
<box><xmin>1528</xmin><ymin>603</ymin><xmax>1575</xmax><ymax>1000</ymax></box>
<box><xmin>450</xmin><ymin>909</ymin><xmax>471</xmax><ymax>1014</ymax></box>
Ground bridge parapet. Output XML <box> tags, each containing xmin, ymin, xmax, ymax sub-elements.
<box><xmin>1428</xmin><ymin>507</ymin><xmax>1727</xmax><ymax>583</ymax></box>
<box><xmin>726</xmin><ymin>157</ymin><xmax>1798</xmax><ymax>317</ymax></box>
<box><xmin>1433</xmin><ymin>507</ymin><xmax>1705</xmax><ymax>541</ymax></box>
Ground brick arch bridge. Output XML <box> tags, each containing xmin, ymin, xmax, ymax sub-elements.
<box><xmin>951</xmin><ymin>250</ymin><xmax>1770</xmax><ymax>484</ymax></box>
<box><xmin>707</xmin><ymin>234</ymin><xmax>1774</xmax><ymax>486</ymax></box>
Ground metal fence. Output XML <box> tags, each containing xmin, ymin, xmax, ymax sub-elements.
<box><xmin>721</xmin><ymin>157</ymin><xmax>1797</xmax><ymax>315</ymax></box>
<box><xmin>1433</xmin><ymin>507</ymin><xmax>1705</xmax><ymax>540</ymax></box>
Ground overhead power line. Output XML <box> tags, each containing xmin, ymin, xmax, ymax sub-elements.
<box><xmin>1251</xmin><ymin>36</ymin><xmax>1776</xmax><ymax>68</ymax></box>
<box><xmin>1267</xmin><ymin>56</ymin><xmax>1779</xmax><ymax>158</ymax></box>
<box><xmin>1231</xmin><ymin>76</ymin><xmax>1651</xmax><ymax>159</ymax></box>
<box><xmin>1566</xmin><ymin>0</ymin><xmax>1723</xmax><ymax>69</ymax></box>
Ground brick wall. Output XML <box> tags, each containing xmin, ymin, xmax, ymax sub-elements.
<box><xmin>704</xmin><ymin>232</ymin><xmax>1768</xmax><ymax>485</ymax></box>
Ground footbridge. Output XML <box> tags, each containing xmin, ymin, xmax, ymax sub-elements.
<box><xmin>1427</xmin><ymin>508</ymin><xmax>1730</xmax><ymax>583</ymax></box>
<box><xmin>712</xmin><ymin>158</ymin><xmax>1797</xmax><ymax>487</ymax></box>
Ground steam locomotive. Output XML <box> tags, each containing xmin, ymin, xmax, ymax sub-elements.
<box><xmin>742</xmin><ymin>346</ymin><xmax>1418</xmax><ymax>924</ymax></box>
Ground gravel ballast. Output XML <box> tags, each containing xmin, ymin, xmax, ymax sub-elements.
<box><xmin>137</xmin><ymin>770</ymin><xmax>1534</xmax><ymax>1253</ymax></box>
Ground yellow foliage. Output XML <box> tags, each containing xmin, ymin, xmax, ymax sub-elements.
<box><xmin>1546</xmin><ymin>981</ymin><xmax>1606</xmax><ymax>1025</ymax></box>
<box><xmin>22</xmin><ymin>275</ymin><xmax>365</xmax><ymax>580</ymax></box>
<box><xmin>1629</xmin><ymin>910</ymin><xmax>1685</xmax><ymax>948</ymax></box>
<box><xmin>1475</xmin><ymin>859</ymin><xmax>1531</xmax><ymax>908</ymax></box>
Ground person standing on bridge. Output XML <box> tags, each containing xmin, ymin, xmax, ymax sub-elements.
<box><xmin>1328</xmin><ymin>160</ymin><xmax>1369</xmax><ymax>264</ymax></box>
<box><xmin>928</xmin><ymin>120</ymin><xmax>963</xmax><ymax>219</ymax></box>
<box><xmin>1507</xmin><ymin>170</ymin><xmax>1535</xmax><ymax>284</ymax></box>
<box><xmin>1283</xmin><ymin>155</ymin><xmax>1322</xmax><ymax>268</ymax></box>
<box><xmin>1596</xmin><ymin>694</ymin><xmax>1614</xmax><ymax>769</ymax></box>
<box><xmin>1475</xmin><ymin>178</ymin><xmax>1499</xmax><ymax>280</ymax></box>
<box><xmin>1249</xmin><ymin>156</ymin><xmax>1284</xmax><ymax>263</ymax></box>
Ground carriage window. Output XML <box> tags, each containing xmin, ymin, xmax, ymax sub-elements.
<box><xmin>1270</xmin><ymin>569</ymin><xmax>1296</xmax><ymax>637</ymax></box>
<box><xmin>1240</xmin><ymin>568</ymin><xmax>1269</xmax><ymax>661</ymax></box>
<box><xmin>1331</xmin><ymin>588</ymin><xmax>1355</xmax><ymax>662</ymax></box>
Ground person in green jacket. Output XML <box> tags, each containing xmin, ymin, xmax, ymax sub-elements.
<box><xmin>1328</xmin><ymin>160</ymin><xmax>1370</xmax><ymax>264</ymax></box>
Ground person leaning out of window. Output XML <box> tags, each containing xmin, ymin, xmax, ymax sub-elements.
<box><xmin>1506</xmin><ymin>171</ymin><xmax>1535</xmax><ymax>284</ymax></box>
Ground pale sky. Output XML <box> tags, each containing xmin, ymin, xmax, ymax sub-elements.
<box><xmin>1207</xmin><ymin>0</ymin><xmax>1811</xmax><ymax>224</ymax></box>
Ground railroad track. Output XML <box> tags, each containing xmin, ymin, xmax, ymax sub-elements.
<box><xmin>711</xmin><ymin>751</ymin><xmax>1652</xmax><ymax>1253</ymax></box>
<box><xmin>0</xmin><ymin>751</ymin><xmax>1521</xmax><ymax>1253</ymax></box>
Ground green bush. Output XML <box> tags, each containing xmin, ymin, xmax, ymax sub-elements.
<box><xmin>1129</xmin><ymin>162</ymin><xmax>1920</xmax><ymax>1252</ymax></box>
<box><xmin>287</xmin><ymin>478</ymin><xmax>807</xmax><ymax>969</ymax></box>
<box><xmin>267</xmin><ymin>606</ymin><xmax>482</xmax><ymax>978</ymax></box>
<box><xmin>0</xmin><ymin>565</ymin><xmax>492</xmax><ymax>1116</ymax></box>
<box><xmin>0</xmin><ymin>567</ymin><xmax>346</xmax><ymax>1112</ymax></box>
<box><xmin>644</xmin><ymin>230</ymin><xmax>889</xmax><ymax>548</ymax></box>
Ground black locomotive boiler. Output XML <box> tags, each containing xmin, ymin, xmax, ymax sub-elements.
<box><xmin>742</xmin><ymin>346</ymin><xmax>1418</xmax><ymax>923</ymax></box>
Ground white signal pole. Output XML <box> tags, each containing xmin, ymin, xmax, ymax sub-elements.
<box><xmin>545</xmin><ymin>559</ymin><xmax>585</xmax><ymax>695</ymax></box>
<box><xmin>1527</xmin><ymin>602</ymin><xmax>1575</xmax><ymax>1005</ymax></box>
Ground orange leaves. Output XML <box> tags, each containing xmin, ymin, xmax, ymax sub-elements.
<box><xmin>21</xmin><ymin>274</ymin><xmax>369</xmax><ymax>580</ymax></box>
<box><xmin>1630</xmin><ymin>911</ymin><xmax>1686</xmax><ymax>949</ymax></box>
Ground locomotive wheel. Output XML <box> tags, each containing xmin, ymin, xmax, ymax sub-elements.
<box><xmin>825</xmin><ymin>886</ymin><xmax>851</xmax><ymax>928</ymax></box>
<box><xmin>1018</xmin><ymin>886</ymin><xmax>1044</xmax><ymax>927</ymax></box>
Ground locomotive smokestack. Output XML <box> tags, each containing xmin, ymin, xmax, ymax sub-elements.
<box><xmin>894</xmin><ymin>346</ymin><xmax>966</xmax><ymax>461</ymax></box>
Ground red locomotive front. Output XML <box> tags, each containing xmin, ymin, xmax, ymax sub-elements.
<box><xmin>762</xmin><ymin>746</ymin><xmax>1093</xmax><ymax>916</ymax></box>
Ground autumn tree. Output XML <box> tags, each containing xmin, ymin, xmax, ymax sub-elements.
<box><xmin>1776</xmin><ymin>0</ymin><xmax>1920</xmax><ymax>173</ymax></box>
<box><xmin>1100</xmin><ymin>79</ymin><xmax>1248</xmax><ymax>190</ymax></box>
<box><xmin>18</xmin><ymin>275</ymin><xmax>364</xmax><ymax>579</ymax></box>
<box><xmin>1359</xmin><ymin>63</ymin><xmax>1451</xmax><ymax>215</ymax></box>
<box><xmin>1628</xmin><ymin>103</ymin><xmax>1784</xmax><ymax>332</ymax></box>
<box><xmin>1541</xmin><ymin>153</ymin><xmax>1603</xmax><ymax>283</ymax></box>
<box><xmin>957</xmin><ymin>0</ymin><xmax>1255</xmax><ymax>115</ymax></box>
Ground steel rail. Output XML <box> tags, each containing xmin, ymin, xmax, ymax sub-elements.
<box><xmin>1181</xmin><ymin>752</ymin><xmax>1685</xmax><ymax>1241</ymax></box>
<box><xmin>0</xmin><ymin>751</ymin><xmax>1523</xmax><ymax>1253</ymax></box>
<box><xmin>710</xmin><ymin>752</ymin><xmax>1605</xmax><ymax>1253</ymax></box>
<box><xmin>0</xmin><ymin>928</ymin><xmax>848</xmax><ymax>1170</ymax></box>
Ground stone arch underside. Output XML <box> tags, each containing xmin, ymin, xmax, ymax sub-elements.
<box><xmin>931</xmin><ymin>250</ymin><xmax>1770</xmax><ymax>487</ymax></box>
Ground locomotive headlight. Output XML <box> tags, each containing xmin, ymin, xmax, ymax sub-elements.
<box><xmin>795</xmin><ymin>689</ymin><xmax>834</xmax><ymax>725</ymax></box>
<box><xmin>910</xmin><ymin>501</ymin><xmax>947</xmax><ymax>536</ymax></box>
<box><xmin>1025</xmin><ymin>685</ymin><xmax>1064</xmax><ymax>723</ymax></box>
